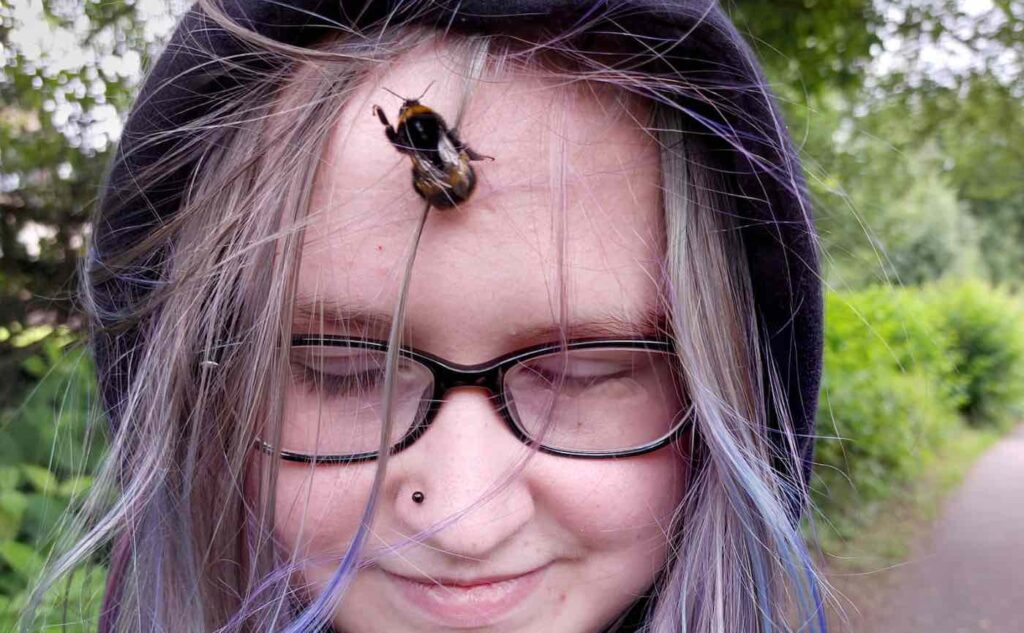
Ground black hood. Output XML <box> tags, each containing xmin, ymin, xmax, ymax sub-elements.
<box><xmin>90</xmin><ymin>0</ymin><xmax>823</xmax><ymax>519</ymax></box>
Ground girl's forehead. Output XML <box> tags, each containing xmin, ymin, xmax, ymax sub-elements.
<box><xmin>299</xmin><ymin>43</ymin><xmax>664</xmax><ymax>356</ymax></box>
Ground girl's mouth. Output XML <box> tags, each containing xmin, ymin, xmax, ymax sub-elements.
<box><xmin>383</xmin><ymin>565</ymin><xmax>549</xmax><ymax>628</ymax></box>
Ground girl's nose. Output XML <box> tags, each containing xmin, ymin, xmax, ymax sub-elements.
<box><xmin>387</xmin><ymin>387</ymin><xmax>537</xmax><ymax>558</ymax></box>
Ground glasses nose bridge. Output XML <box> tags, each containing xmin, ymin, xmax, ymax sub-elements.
<box><xmin>421</xmin><ymin>364</ymin><xmax>517</xmax><ymax>449</ymax></box>
<box><xmin>434</xmin><ymin>363</ymin><xmax>502</xmax><ymax>394</ymax></box>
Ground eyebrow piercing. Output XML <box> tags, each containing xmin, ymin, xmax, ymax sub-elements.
<box><xmin>412</xmin><ymin>491</ymin><xmax>425</xmax><ymax>504</ymax></box>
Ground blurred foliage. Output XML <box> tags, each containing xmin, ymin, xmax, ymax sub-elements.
<box><xmin>927</xmin><ymin>280</ymin><xmax>1024</xmax><ymax>428</ymax></box>
<box><xmin>0</xmin><ymin>0</ymin><xmax>187</xmax><ymax>407</ymax></box>
<box><xmin>0</xmin><ymin>0</ymin><xmax>148</xmax><ymax>322</ymax></box>
<box><xmin>813</xmin><ymin>281</ymin><xmax>1024</xmax><ymax>538</ymax></box>
<box><xmin>815</xmin><ymin>131</ymin><xmax>985</xmax><ymax>286</ymax></box>
<box><xmin>0</xmin><ymin>329</ymin><xmax>106</xmax><ymax>630</ymax></box>
<box><xmin>730</xmin><ymin>0</ymin><xmax>883</xmax><ymax>94</ymax></box>
<box><xmin>733</xmin><ymin>0</ymin><xmax>1024</xmax><ymax>288</ymax></box>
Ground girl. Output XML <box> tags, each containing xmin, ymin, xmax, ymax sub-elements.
<box><xmin>33</xmin><ymin>1</ymin><xmax>825</xmax><ymax>631</ymax></box>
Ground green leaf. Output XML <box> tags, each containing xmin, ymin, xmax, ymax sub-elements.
<box><xmin>20</xmin><ymin>465</ymin><xmax>58</xmax><ymax>494</ymax></box>
<box><xmin>0</xmin><ymin>490</ymin><xmax>30</xmax><ymax>539</ymax></box>
<box><xmin>0</xmin><ymin>540</ymin><xmax>45</xmax><ymax>580</ymax></box>
<box><xmin>20</xmin><ymin>354</ymin><xmax>49</xmax><ymax>379</ymax></box>
<box><xmin>58</xmin><ymin>476</ymin><xmax>94</xmax><ymax>498</ymax></box>
<box><xmin>0</xmin><ymin>596</ymin><xmax>18</xmax><ymax>633</ymax></box>
<box><xmin>20</xmin><ymin>493</ymin><xmax>71</xmax><ymax>544</ymax></box>
<box><xmin>0</xmin><ymin>467</ymin><xmax>20</xmax><ymax>491</ymax></box>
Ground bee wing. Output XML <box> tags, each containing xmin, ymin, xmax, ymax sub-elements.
<box><xmin>437</xmin><ymin>133</ymin><xmax>462</xmax><ymax>167</ymax></box>
<box><xmin>411</xmin><ymin>155</ymin><xmax>447</xmax><ymax>182</ymax></box>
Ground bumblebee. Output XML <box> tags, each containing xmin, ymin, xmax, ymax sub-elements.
<box><xmin>373</xmin><ymin>93</ymin><xmax>491</xmax><ymax>209</ymax></box>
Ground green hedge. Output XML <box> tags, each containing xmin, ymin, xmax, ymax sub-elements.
<box><xmin>928</xmin><ymin>281</ymin><xmax>1024</xmax><ymax>429</ymax></box>
<box><xmin>0</xmin><ymin>328</ymin><xmax>107</xmax><ymax>631</ymax></box>
<box><xmin>812</xmin><ymin>281</ymin><xmax>1024</xmax><ymax>534</ymax></box>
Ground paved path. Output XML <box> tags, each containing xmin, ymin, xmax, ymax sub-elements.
<box><xmin>869</xmin><ymin>425</ymin><xmax>1024</xmax><ymax>633</ymax></box>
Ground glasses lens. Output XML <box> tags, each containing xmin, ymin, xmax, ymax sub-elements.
<box><xmin>504</xmin><ymin>346</ymin><xmax>687</xmax><ymax>453</ymax></box>
<box><xmin>281</xmin><ymin>345</ymin><xmax>433</xmax><ymax>458</ymax></box>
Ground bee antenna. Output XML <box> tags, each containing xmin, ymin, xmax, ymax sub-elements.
<box><xmin>414</xmin><ymin>80</ymin><xmax>435</xmax><ymax>101</ymax></box>
<box><xmin>382</xmin><ymin>86</ymin><xmax>405</xmax><ymax>101</ymax></box>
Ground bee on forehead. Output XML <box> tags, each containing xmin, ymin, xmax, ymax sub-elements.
<box><xmin>372</xmin><ymin>84</ymin><xmax>493</xmax><ymax>210</ymax></box>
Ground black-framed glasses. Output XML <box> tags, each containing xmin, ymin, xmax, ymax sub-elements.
<box><xmin>259</xmin><ymin>336</ymin><xmax>694</xmax><ymax>463</ymax></box>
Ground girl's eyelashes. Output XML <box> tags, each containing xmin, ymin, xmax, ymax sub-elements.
<box><xmin>291</xmin><ymin>363</ymin><xmax>386</xmax><ymax>398</ymax></box>
<box><xmin>518</xmin><ymin>366</ymin><xmax>634</xmax><ymax>394</ymax></box>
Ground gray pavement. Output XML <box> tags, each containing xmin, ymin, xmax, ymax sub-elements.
<box><xmin>869</xmin><ymin>425</ymin><xmax>1024</xmax><ymax>633</ymax></box>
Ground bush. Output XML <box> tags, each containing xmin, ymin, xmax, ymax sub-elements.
<box><xmin>812</xmin><ymin>281</ymin><xmax>1024</xmax><ymax>537</ymax></box>
<box><xmin>926</xmin><ymin>280</ymin><xmax>1024</xmax><ymax>429</ymax></box>
<box><xmin>821</xmin><ymin>285</ymin><xmax>965</xmax><ymax>404</ymax></box>
<box><xmin>816</xmin><ymin>368</ymin><xmax>955</xmax><ymax>511</ymax></box>
<box><xmin>813</xmin><ymin>288</ymin><xmax>963</xmax><ymax>530</ymax></box>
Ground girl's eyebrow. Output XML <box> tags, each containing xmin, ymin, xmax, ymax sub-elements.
<box><xmin>292</xmin><ymin>299</ymin><xmax>394</xmax><ymax>336</ymax></box>
<box><xmin>512</xmin><ymin>309</ymin><xmax>668</xmax><ymax>342</ymax></box>
<box><xmin>292</xmin><ymin>299</ymin><xmax>667</xmax><ymax>342</ymax></box>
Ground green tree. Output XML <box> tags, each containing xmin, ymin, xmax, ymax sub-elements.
<box><xmin>733</xmin><ymin>0</ymin><xmax>1023</xmax><ymax>286</ymax></box>
<box><xmin>1</xmin><ymin>0</ymin><xmax>185</xmax><ymax>404</ymax></box>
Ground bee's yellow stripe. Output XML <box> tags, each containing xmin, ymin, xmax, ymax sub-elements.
<box><xmin>398</xmin><ymin>104</ymin><xmax>434</xmax><ymax>124</ymax></box>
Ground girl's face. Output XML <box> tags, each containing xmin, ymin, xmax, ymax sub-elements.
<box><xmin>255</xmin><ymin>40</ymin><xmax>688</xmax><ymax>633</ymax></box>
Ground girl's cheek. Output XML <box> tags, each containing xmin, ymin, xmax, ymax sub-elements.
<box><xmin>249</xmin><ymin>459</ymin><xmax>377</xmax><ymax>556</ymax></box>
<box><xmin>535</xmin><ymin>449</ymin><xmax>687</xmax><ymax>547</ymax></box>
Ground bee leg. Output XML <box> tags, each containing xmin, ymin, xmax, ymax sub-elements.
<box><xmin>463</xmin><ymin>146</ymin><xmax>494</xmax><ymax>162</ymax></box>
<box><xmin>449</xmin><ymin>128</ymin><xmax>494</xmax><ymax>161</ymax></box>
<box><xmin>373</xmin><ymin>105</ymin><xmax>404</xmax><ymax>149</ymax></box>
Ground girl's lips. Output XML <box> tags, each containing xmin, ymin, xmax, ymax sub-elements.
<box><xmin>385</xmin><ymin>565</ymin><xmax>548</xmax><ymax>628</ymax></box>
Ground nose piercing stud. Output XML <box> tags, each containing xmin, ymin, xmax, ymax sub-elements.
<box><xmin>411</xmin><ymin>491</ymin><xmax>425</xmax><ymax>504</ymax></box>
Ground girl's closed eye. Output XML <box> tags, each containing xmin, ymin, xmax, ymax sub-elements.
<box><xmin>520</xmin><ymin>358</ymin><xmax>636</xmax><ymax>394</ymax></box>
<box><xmin>292</xmin><ymin>363</ymin><xmax>385</xmax><ymax>398</ymax></box>
<box><xmin>519</xmin><ymin>350</ymin><xmax>673</xmax><ymax>398</ymax></box>
<box><xmin>290</xmin><ymin>349</ymin><xmax>389</xmax><ymax>397</ymax></box>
